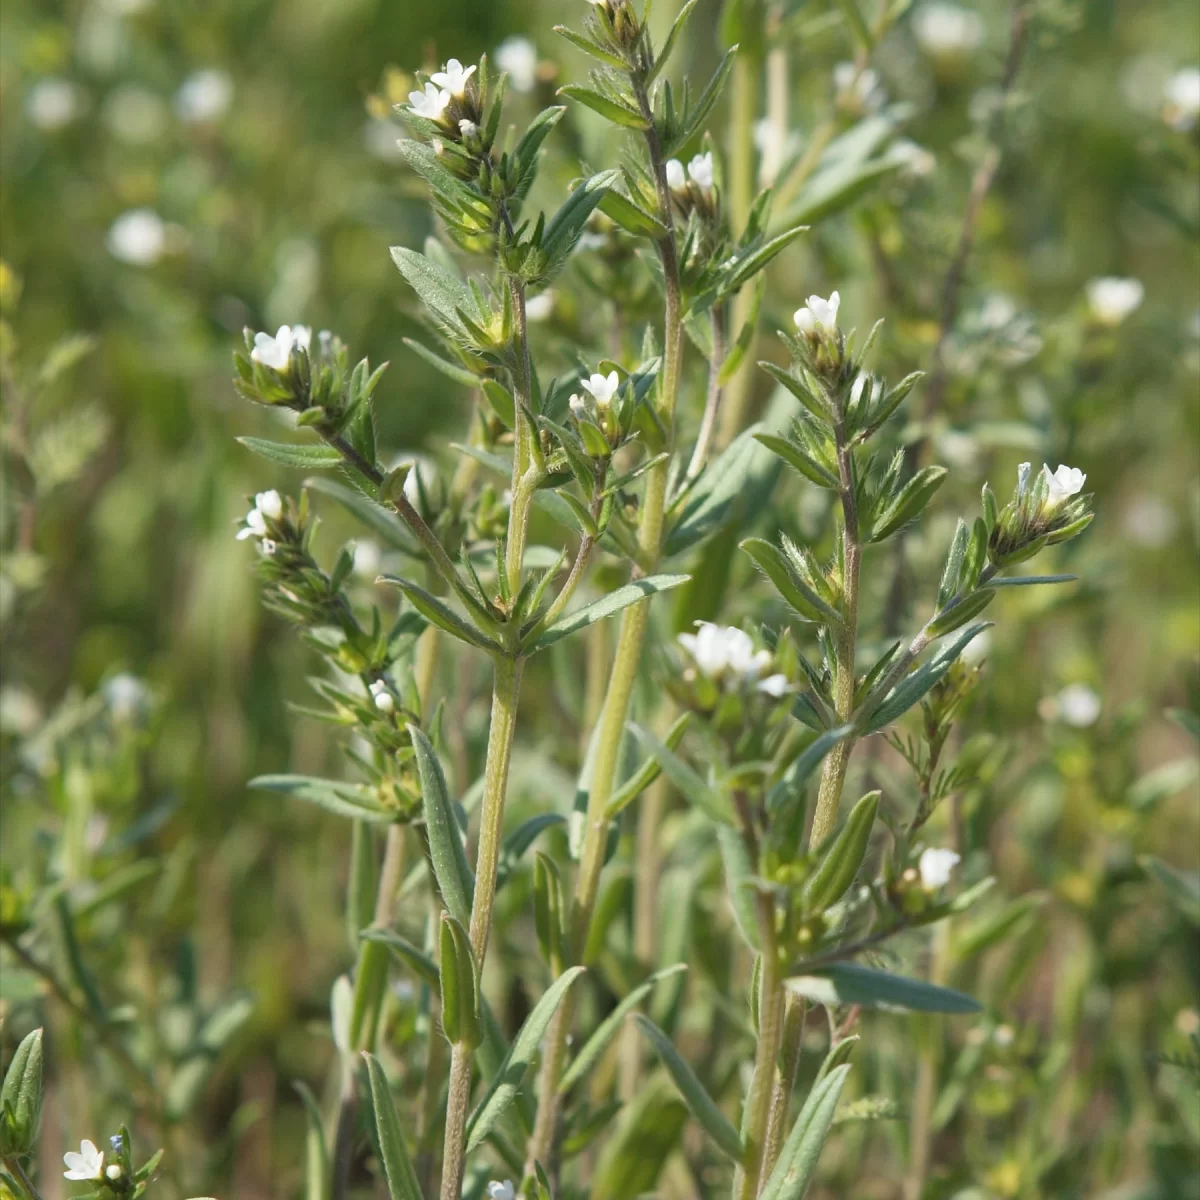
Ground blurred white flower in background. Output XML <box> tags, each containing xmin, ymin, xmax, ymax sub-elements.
<box><xmin>677</xmin><ymin>623</ymin><xmax>778</xmax><ymax>691</ymax></box>
<box><xmin>26</xmin><ymin>78</ymin><xmax>81</xmax><ymax>130</ymax></box>
<box><xmin>1123</xmin><ymin>494</ymin><xmax>1177</xmax><ymax>548</ymax></box>
<box><xmin>352</xmin><ymin>539</ymin><xmax>382</xmax><ymax>579</ymax></box>
<box><xmin>107</xmin><ymin>209</ymin><xmax>166</xmax><ymax>266</ymax></box>
<box><xmin>486</xmin><ymin>1183</ymin><xmax>516</xmax><ymax>1200</ymax></box>
<box><xmin>887</xmin><ymin>138</ymin><xmax>936</xmax><ymax>178</ymax></box>
<box><xmin>524</xmin><ymin>291</ymin><xmax>555</xmax><ymax>322</ymax></box>
<box><xmin>834</xmin><ymin>62</ymin><xmax>885</xmax><ymax>111</ymax></box>
<box><xmin>1086</xmin><ymin>276</ymin><xmax>1144</xmax><ymax>325</ymax></box>
<box><xmin>1042</xmin><ymin>683</ymin><xmax>1101</xmax><ymax>728</ymax></box>
<box><xmin>176</xmin><ymin>69</ymin><xmax>233</xmax><ymax>123</ymax></box>
<box><xmin>104</xmin><ymin>673</ymin><xmax>149</xmax><ymax>721</ymax></box>
<box><xmin>961</xmin><ymin>627</ymin><xmax>992</xmax><ymax>665</ymax></box>
<box><xmin>913</xmin><ymin>3</ymin><xmax>985</xmax><ymax>59</ymax></box>
<box><xmin>496</xmin><ymin>37</ymin><xmax>538</xmax><ymax>93</ymax></box>
<box><xmin>1163</xmin><ymin>66</ymin><xmax>1200</xmax><ymax>130</ymax></box>
<box><xmin>687</xmin><ymin>151</ymin><xmax>714</xmax><ymax>190</ymax></box>
<box><xmin>753</xmin><ymin>118</ymin><xmax>800</xmax><ymax>188</ymax></box>
<box><xmin>918</xmin><ymin>847</ymin><xmax>961</xmax><ymax>890</ymax></box>
<box><xmin>665</xmin><ymin>158</ymin><xmax>686</xmax><ymax>191</ymax></box>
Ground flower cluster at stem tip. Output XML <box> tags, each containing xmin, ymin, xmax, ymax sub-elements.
<box><xmin>677</xmin><ymin>622</ymin><xmax>789</xmax><ymax>697</ymax></box>
<box><xmin>236</xmin><ymin>489</ymin><xmax>283</xmax><ymax>553</ymax></box>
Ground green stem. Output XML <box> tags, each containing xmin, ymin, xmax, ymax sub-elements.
<box><xmin>733</xmin><ymin>889</ymin><xmax>786</xmax><ymax>1200</ymax></box>
<box><xmin>3</xmin><ymin>1157</ymin><xmax>43</xmax><ymax>1200</ymax></box>
<box><xmin>762</xmin><ymin>994</ymin><xmax>808</xmax><ymax>1178</ymax></box>
<box><xmin>440</xmin><ymin>653</ymin><xmax>526</xmax><ymax>1200</ymax></box>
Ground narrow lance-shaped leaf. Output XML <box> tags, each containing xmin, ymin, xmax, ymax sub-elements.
<box><xmin>741</xmin><ymin>537</ymin><xmax>842</xmax><ymax>624</ymax></box>
<box><xmin>524</xmin><ymin>575</ymin><xmax>689</xmax><ymax>652</ymax></box>
<box><xmin>380</xmin><ymin>575</ymin><xmax>501</xmax><ymax>652</ymax></box>
<box><xmin>627</xmin><ymin>723</ymin><xmax>736</xmax><ymax>825</ymax></box>
<box><xmin>766</xmin><ymin>725</ymin><xmax>855</xmax><ymax>813</ymax></box>
<box><xmin>466</xmin><ymin>966</ymin><xmax>587</xmax><ymax>1152</ymax></box>
<box><xmin>439</xmin><ymin>914</ymin><xmax>482</xmax><ymax>1048</ymax></box>
<box><xmin>557</xmin><ymin>84</ymin><xmax>649</xmax><ymax>129</ymax></box>
<box><xmin>759</xmin><ymin>1065</ymin><xmax>853</xmax><ymax>1200</ymax></box>
<box><xmin>0</xmin><ymin>1027</ymin><xmax>43</xmax><ymax>1155</ymax></box>
<box><xmin>238</xmin><ymin>437</ymin><xmax>345</xmax><ymax>469</ymax></box>
<box><xmin>409</xmin><ymin>724</ymin><xmax>474</xmax><ymax>928</ymax></box>
<box><xmin>363</xmin><ymin>1054</ymin><xmax>423</xmax><ymax>1200</ymax></box>
<box><xmin>801</xmin><ymin>790</ymin><xmax>879</xmax><ymax>915</ymax></box>
<box><xmin>541</xmin><ymin>170</ymin><xmax>621</xmax><ymax>269</ymax></box>
<box><xmin>633</xmin><ymin>1015</ymin><xmax>743</xmax><ymax>1161</ymax></box>
<box><xmin>606</xmin><ymin>712</ymin><xmax>692</xmax><ymax>819</ymax></box>
<box><xmin>293</xmin><ymin>1082</ymin><xmax>331</xmax><ymax>1200</ymax></box>
<box><xmin>869</xmin><ymin>465</ymin><xmax>949</xmax><ymax>542</ymax></box>
<box><xmin>249</xmin><ymin>774</ymin><xmax>393</xmax><ymax>823</ymax></box>
<box><xmin>785</xmin><ymin>963</ymin><xmax>981</xmax><ymax>1013</ymax></box>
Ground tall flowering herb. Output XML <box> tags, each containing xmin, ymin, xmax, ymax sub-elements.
<box><xmin>224</xmin><ymin>6</ymin><xmax>1094</xmax><ymax>1200</ymax></box>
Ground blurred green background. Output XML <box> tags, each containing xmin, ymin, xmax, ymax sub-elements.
<box><xmin>1</xmin><ymin>0</ymin><xmax>1197</xmax><ymax>1197</ymax></box>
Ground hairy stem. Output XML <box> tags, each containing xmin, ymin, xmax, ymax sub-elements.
<box><xmin>762</xmin><ymin>994</ymin><xmax>808</xmax><ymax>1177</ymax></box>
<box><xmin>441</xmin><ymin>653</ymin><xmax>526</xmax><ymax>1200</ymax></box>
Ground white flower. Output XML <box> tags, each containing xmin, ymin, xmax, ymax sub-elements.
<box><xmin>26</xmin><ymin>78</ymin><xmax>80</xmax><ymax>130</ymax></box>
<box><xmin>1164</xmin><ymin>66</ymin><xmax>1200</xmax><ymax>130</ymax></box>
<box><xmin>458</xmin><ymin>118</ymin><xmax>478</xmax><ymax>138</ymax></box>
<box><xmin>353</xmin><ymin>539</ymin><xmax>382</xmax><ymax>578</ymax></box>
<box><xmin>107</xmin><ymin>209</ymin><xmax>166</xmax><ymax>266</ymax></box>
<box><xmin>106</xmin><ymin>1164</ymin><xmax>123</xmax><ymax>1180</ymax></box>
<box><xmin>176</xmin><ymin>68</ymin><xmax>233</xmax><ymax>123</ymax></box>
<box><xmin>64</xmin><ymin>1140</ymin><xmax>105</xmax><ymax>1181</ymax></box>
<box><xmin>524</xmin><ymin>291</ymin><xmax>555</xmax><ymax>322</ymax></box>
<box><xmin>1123</xmin><ymin>495</ymin><xmax>1176</xmax><ymax>548</ymax></box>
<box><xmin>408</xmin><ymin>82</ymin><xmax>450</xmax><ymax>120</ymax></box>
<box><xmin>834</xmin><ymin>63</ymin><xmax>884</xmax><ymax>109</ymax></box>
<box><xmin>687</xmin><ymin>151</ymin><xmax>714</xmax><ymax>190</ymax></box>
<box><xmin>961</xmin><ymin>627</ymin><xmax>991</xmax><ymax>665</ymax></box>
<box><xmin>1085</xmin><ymin>276</ymin><xmax>1144</xmax><ymax>326</ymax></box>
<box><xmin>581</xmin><ymin>370</ymin><xmax>620</xmax><ymax>407</ymax></box>
<box><xmin>913</xmin><ymin>3</ymin><xmax>985</xmax><ymax>58</ymax></box>
<box><xmin>251</xmin><ymin>326</ymin><xmax>310</xmax><ymax>371</ymax></box>
<box><xmin>237</xmin><ymin>490</ymin><xmax>283</xmax><ymax>541</ymax></box>
<box><xmin>918</xmin><ymin>847</ymin><xmax>961</xmax><ymax>891</ymax></box>
<box><xmin>677</xmin><ymin>623</ymin><xmax>772</xmax><ymax>687</ymax></box>
<box><xmin>369</xmin><ymin>680</ymin><xmax>395</xmax><ymax>714</ymax></box>
<box><xmin>887</xmin><ymin>137</ymin><xmax>936</xmax><ymax>178</ymax></box>
<box><xmin>568</xmin><ymin>394</ymin><xmax>587</xmax><ymax>418</ymax></box>
<box><xmin>1055</xmin><ymin>683</ymin><xmax>1101</xmax><ymax>728</ymax></box>
<box><xmin>665</xmin><ymin>158</ymin><xmax>686</xmax><ymax>191</ymax></box>
<box><xmin>104</xmin><ymin>673</ymin><xmax>148</xmax><ymax>720</ymax></box>
<box><xmin>487</xmin><ymin>1181</ymin><xmax>516</xmax><ymax>1200</ymax></box>
<box><xmin>757</xmin><ymin>673</ymin><xmax>790</xmax><ymax>697</ymax></box>
<box><xmin>431</xmin><ymin>58</ymin><xmax>476</xmax><ymax>98</ymax></box>
<box><xmin>1041</xmin><ymin>463</ymin><xmax>1086</xmax><ymax>506</ymax></box>
<box><xmin>496</xmin><ymin>37</ymin><xmax>538</xmax><ymax>93</ymax></box>
<box><xmin>793</xmin><ymin>291</ymin><xmax>841</xmax><ymax>335</ymax></box>
<box><xmin>753</xmin><ymin>118</ymin><xmax>799</xmax><ymax>187</ymax></box>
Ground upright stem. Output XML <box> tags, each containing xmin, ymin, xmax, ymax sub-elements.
<box><xmin>440</xmin><ymin>654</ymin><xmax>526</xmax><ymax>1200</ymax></box>
<box><xmin>762</xmin><ymin>995</ymin><xmax>808</xmax><ymax>1177</ymax></box>
<box><xmin>685</xmin><ymin>307</ymin><xmax>728</xmax><ymax>483</ymax></box>
<box><xmin>524</xmin><ymin>66</ymin><xmax>686</xmax><ymax>1175</ymax></box>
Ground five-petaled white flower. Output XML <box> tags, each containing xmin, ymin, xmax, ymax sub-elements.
<box><xmin>918</xmin><ymin>847</ymin><xmax>960</xmax><ymax>891</ymax></box>
<box><xmin>432</xmin><ymin>58</ymin><xmax>476</xmax><ymax>97</ymax></box>
<box><xmin>237</xmin><ymin>490</ymin><xmax>283</xmax><ymax>541</ymax></box>
<box><xmin>687</xmin><ymin>151</ymin><xmax>714</xmax><ymax>190</ymax></box>
<box><xmin>487</xmin><ymin>1181</ymin><xmax>516</xmax><ymax>1200</ymax></box>
<box><xmin>678</xmin><ymin>623</ymin><xmax>773</xmax><ymax>687</ymax></box>
<box><xmin>369</xmin><ymin>680</ymin><xmax>395</xmax><ymax>714</ymax></box>
<box><xmin>408</xmin><ymin>81</ymin><xmax>450</xmax><ymax>120</ymax></box>
<box><xmin>64</xmin><ymin>1139</ymin><xmax>105</xmax><ymax>1181</ymax></box>
<box><xmin>581</xmin><ymin>370</ymin><xmax>620</xmax><ymax>408</ymax></box>
<box><xmin>1041</xmin><ymin>464</ymin><xmax>1086</xmax><ymax>506</ymax></box>
<box><xmin>665</xmin><ymin>158</ymin><xmax>686</xmax><ymax>192</ymax></box>
<box><xmin>1086</xmin><ymin>276</ymin><xmax>1144</xmax><ymax>326</ymax></box>
<box><xmin>793</xmin><ymin>291</ymin><xmax>841</xmax><ymax>335</ymax></box>
<box><xmin>251</xmin><ymin>325</ymin><xmax>311</xmax><ymax>371</ymax></box>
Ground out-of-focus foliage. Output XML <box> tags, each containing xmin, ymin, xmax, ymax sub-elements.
<box><xmin>0</xmin><ymin>0</ymin><xmax>1196</xmax><ymax>1198</ymax></box>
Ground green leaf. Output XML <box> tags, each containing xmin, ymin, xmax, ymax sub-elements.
<box><xmin>390</xmin><ymin>246</ymin><xmax>472</xmax><ymax>336</ymax></box>
<box><xmin>869</xmin><ymin>465</ymin><xmax>949</xmax><ymax>542</ymax></box>
<box><xmin>497</xmin><ymin>812</ymin><xmax>567</xmax><ymax>889</ymax></box>
<box><xmin>361</xmin><ymin>929</ymin><xmax>440</xmax><ymax>990</ymax></box>
<box><xmin>722</xmin><ymin>224</ymin><xmax>809</xmax><ymax>296</ymax></box>
<box><xmin>926</xmin><ymin>588</ymin><xmax>996</xmax><ymax>637</ymax></box>
<box><xmin>559</xmin><ymin>965</ymin><xmax>689</xmax><ymax>1094</ymax></box>
<box><xmin>801</xmin><ymin>790</ymin><xmax>879</xmax><ymax>915</ymax></box>
<box><xmin>859</xmin><ymin>623</ymin><xmax>991</xmax><ymax>733</ymax></box>
<box><xmin>524</xmin><ymin>575</ymin><xmax>689</xmax><ymax>652</ymax></box>
<box><xmin>465</xmin><ymin>966</ymin><xmax>587</xmax><ymax>1152</ymax></box>
<box><xmin>836</xmin><ymin>0</ymin><xmax>874</xmax><ymax>49</ymax></box>
<box><xmin>237</xmin><ymin>437</ymin><xmax>344</xmax><ymax>469</ymax></box>
<box><xmin>409</xmin><ymin>725</ymin><xmax>474</xmax><ymax>929</ymax></box>
<box><xmin>303</xmin><ymin>476</ymin><xmax>419</xmax><ymax>555</ymax></box>
<box><xmin>440</xmin><ymin>914</ymin><xmax>482</xmax><ymax>1048</ymax></box>
<box><xmin>402</xmin><ymin>337</ymin><xmax>480</xmax><ymax>387</ymax></box>
<box><xmin>249</xmin><ymin>774</ymin><xmax>393</xmax><ymax>823</ymax></box>
<box><xmin>346</xmin><ymin>821</ymin><xmax>377</xmax><ymax>951</ymax></box>
<box><xmin>767</xmin><ymin>726</ymin><xmax>855</xmax><ymax>812</ymax></box>
<box><xmin>605</xmin><ymin>712</ymin><xmax>692</xmax><ymax>819</ymax></box>
<box><xmin>558</xmin><ymin>84</ymin><xmax>649</xmax><ymax>129</ymax></box>
<box><xmin>627</xmin><ymin>723</ymin><xmax>736</xmax><ymax>824</ymax></box>
<box><xmin>0</xmin><ymin>1027</ymin><xmax>43</xmax><ymax>1155</ymax></box>
<box><xmin>648</xmin><ymin>0</ymin><xmax>699</xmax><ymax>81</ymax></box>
<box><xmin>590</xmin><ymin>1073</ymin><xmax>687</xmax><ymax>1200</ymax></box>
<box><xmin>363</xmin><ymin>1054</ymin><xmax>423</xmax><ymax>1200</ymax></box>
<box><xmin>294</xmin><ymin>1082</ymin><xmax>331</xmax><ymax>1200</ymax></box>
<box><xmin>598</xmin><ymin>189</ymin><xmax>668</xmax><ymax>239</ymax></box>
<box><xmin>990</xmin><ymin>574</ymin><xmax>1078</xmax><ymax>587</ymax></box>
<box><xmin>552</xmin><ymin>24</ymin><xmax>630</xmax><ymax>70</ymax></box>
<box><xmin>741</xmin><ymin>537</ymin><xmax>842</xmax><ymax>624</ymax></box>
<box><xmin>542</xmin><ymin>170</ymin><xmax>621</xmax><ymax>269</ymax></box>
<box><xmin>785</xmin><ymin>963</ymin><xmax>981</xmax><ymax>1013</ymax></box>
<box><xmin>668</xmin><ymin>46</ymin><xmax>737</xmax><ymax>153</ymax></box>
<box><xmin>952</xmin><ymin>894</ymin><xmax>1047</xmax><ymax>961</ymax></box>
<box><xmin>753</xmin><ymin>429</ymin><xmax>839</xmax><ymax>490</ymax></box>
<box><xmin>717</xmin><ymin>825</ymin><xmax>760</xmax><ymax>950</ymax></box>
<box><xmin>633</xmin><ymin>1016</ymin><xmax>743</xmax><ymax>1161</ymax></box>
<box><xmin>759</xmin><ymin>1065</ymin><xmax>852</xmax><ymax>1200</ymax></box>
<box><xmin>379</xmin><ymin>576</ymin><xmax>501</xmax><ymax>652</ymax></box>
<box><xmin>1140</xmin><ymin>856</ymin><xmax>1200</xmax><ymax>926</ymax></box>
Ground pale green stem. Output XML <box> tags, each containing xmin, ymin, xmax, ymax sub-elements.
<box><xmin>440</xmin><ymin>653</ymin><xmax>526</xmax><ymax>1200</ymax></box>
<box><xmin>762</xmin><ymin>994</ymin><xmax>808</xmax><ymax>1178</ymax></box>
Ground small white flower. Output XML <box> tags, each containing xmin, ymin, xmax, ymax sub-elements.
<box><xmin>665</xmin><ymin>157</ymin><xmax>686</xmax><ymax>192</ymax></box>
<box><xmin>176</xmin><ymin>68</ymin><xmax>233</xmax><ymax>123</ymax></box>
<box><xmin>677</xmin><ymin>623</ymin><xmax>772</xmax><ymax>687</ymax></box>
<box><xmin>64</xmin><ymin>1140</ymin><xmax>105</xmax><ymax>1181</ymax></box>
<box><xmin>1041</xmin><ymin>463</ymin><xmax>1086</xmax><ymax>505</ymax></box>
<box><xmin>27</xmin><ymin>78</ymin><xmax>81</xmax><ymax>130</ymax></box>
<box><xmin>793</xmin><ymin>291</ymin><xmax>841</xmax><ymax>335</ymax></box>
<box><xmin>1164</xmin><ymin>66</ymin><xmax>1200</xmax><ymax>130</ymax></box>
<box><xmin>687</xmin><ymin>151</ymin><xmax>714</xmax><ymax>190</ymax></box>
<box><xmin>568</xmin><ymin>394</ymin><xmax>587</xmax><ymax>418</ymax></box>
<box><xmin>524</xmin><ymin>291</ymin><xmax>555</xmax><ymax>322</ymax></box>
<box><xmin>496</xmin><ymin>36</ymin><xmax>538</xmax><ymax>93</ymax></box>
<box><xmin>256</xmin><ymin>490</ymin><xmax>283</xmax><ymax>520</ymax></box>
<box><xmin>581</xmin><ymin>370</ymin><xmax>620</xmax><ymax>407</ymax></box>
<box><xmin>918</xmin><ymin>847</ymin><xmax>960</xmax><ymax>891</ymax></box>
<box><xmin>834</xmin><ymin>63</ymin><xmax>884</xmax><ymax>109</ymax></box>
<box><xmin>1085</xmin><ymin>276</ymin><xmax>1144</xmax><ymax>326</ymax></box>
<box><xmin>887</xmin><ymin>137</ymin><xmax>936</xmax><ymax>178</ymax></box>
<box><xmin>251</xmin><ymin>326</ymin><xmax>309</xmax><ymax>371</ymax></box>
<box><xmin>993</xmin><ymin>1024</ymin><xmax>1015</xmax><ymax>1047</ymax></box>
<box><xmin>104</xmin><ymin>672</ymin><xmax>148</xmax><ymax>720</ymax></box>
<box><xmin>913</xmin><ymin>3</ymin><xmax>985</xmax><ymax>58</ymax></box>
<box><xmin>458</xmin><ymin>118</ymin><xmax>478</xmax><ymax>138</ymax></box>
<box><xmin>106</xmin><ymin>1164</ymin><xmax>123</xmax><ymax>1181</ymax></box>
<box><xmin>431</xmin><ymin>58</ymin><xmax>476</xmax><ymax>97</ymax></box>
<box><xmin>353</xmin><ymin>539</ymin><xmax>382</xmax><ymax>578</ymax></box>
<box><xmin>408</xmin><ymin>82</ymin><xmax>450</xmax><ymax>120</ymax></box>
<box><xmin>486</xmin><ymin>1181</ymin><xmax>516</xmax><ymax>1200</ymax></box>
<box><xmin>107</xmin><ymin>208</ymin><xmax>166</xmax><ymax>266</ymax></box>
<box><xmin>369</xmin><ymin>680</ymin><xmax>395</xmax><ymax>714</ymax></box>
<box><xmin>757</xmin><ymin>673</ymin><xmax>790</xmax><ymax>697</ymax></box>
<box><xmin>1055</xmin><ymin>683</ymin><xmax>1101</xmax><ymax>728</ymax></box>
